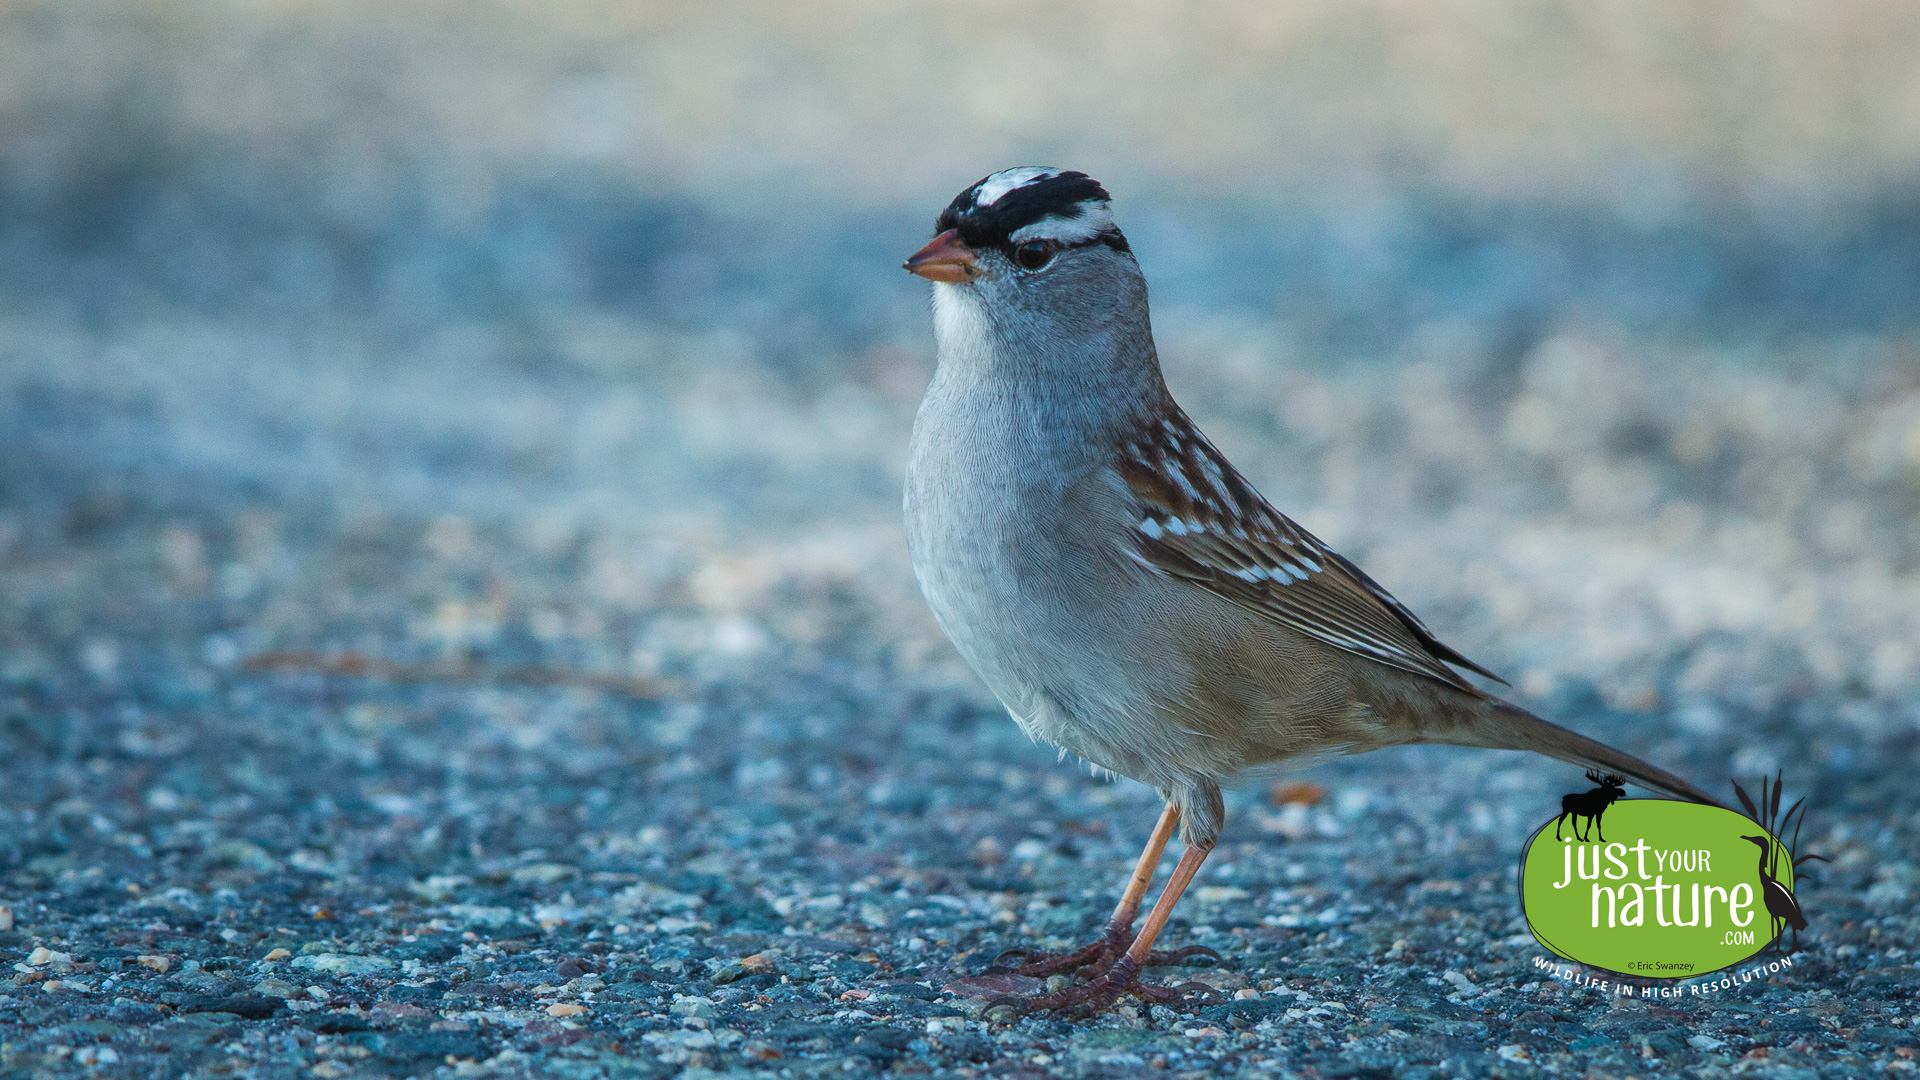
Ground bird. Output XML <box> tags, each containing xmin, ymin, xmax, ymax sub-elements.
<box><xmin>1741</xmin><ymin>834</ymin><xmax>1808</xmax><ymax>952</ymax></box>
<box><xmin>900</xmin><ymin>167</ymin><xmax>1719</xmax><ymax>1016</ymax></box>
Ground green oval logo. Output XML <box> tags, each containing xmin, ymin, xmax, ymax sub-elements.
<box><xmin>1520</xmin><ymin>800</ymin><xmax>1797</xmax><ymax>978</ymax></box>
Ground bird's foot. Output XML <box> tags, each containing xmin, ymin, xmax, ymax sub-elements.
<box><xmin>991</xmin><ymin>926</ymin><xmax>1220</xmax><ymax>980</ymax></box>
<box><xmin>985</xmin><ymin>956</ymin><xmax>1220</xmax><ymax>1019</ymax></box>
<box><xmin>991</xmin><ymin>924</ymin><xmax>1128</xmax><ymax>979</ymax></box>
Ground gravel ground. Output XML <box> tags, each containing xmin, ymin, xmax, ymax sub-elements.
<box><xmin>4</xmin><ymin>3</ymin><xmax>1920</xmax><ymax>1078</ymax></box>
<box><xmin>2</xmin><ymin>310</ymin><xmax>1917</xmax><ymax>1080</ymax></box>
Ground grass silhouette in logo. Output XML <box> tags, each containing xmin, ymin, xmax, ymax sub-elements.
<box><xmin>1554</xmin><ymin>770</ymin><xmax>1626</xmax><ymax>842</ymax></box>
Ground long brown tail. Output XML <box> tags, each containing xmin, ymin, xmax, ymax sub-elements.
<box><xmin>1449</xmin><ymin>699</ymin><xmax>1724</xmax><ymax>808</ymax></box>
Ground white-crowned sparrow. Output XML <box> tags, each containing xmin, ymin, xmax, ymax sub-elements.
<box><xmin>902</xmin><ymin>167</ymin><xmax>1719</xmax><ymax>1016</ymax></box>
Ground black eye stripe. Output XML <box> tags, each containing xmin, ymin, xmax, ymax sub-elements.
<box><xmin>994</xmin><ymin>233</ymin><xmax>1130</xmax><ymax>258</ymax></box>
<box><xmin>995</xmin><ymin>234</ymin><xmax>1128</xmax><ymax>268</ymax></box>
<box><xmin>970</xmin><ymin>233</ymin><xmax>1130</xmax><ymax>261</ymax></box>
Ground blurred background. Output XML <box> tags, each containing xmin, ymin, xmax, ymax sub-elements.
<box><xmin>3</xmin><ymin>0</ymin><xmax>1919</xmax><ymax>903</ymax></box>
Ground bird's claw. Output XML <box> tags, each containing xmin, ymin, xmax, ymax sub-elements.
<box><xmin>988</xmin><ymin>930</ymin><xmax>1220</xmax><ymax>979</ymax></box>
<box><xmin>983</xmin><ymin>956</ymin><xmax>1218</xmax><ymax>1019</ymax></box>
<box><xmin>988</xmin><ymin>924</ymin><xmax>1132</xmax><ymax>977</ymax></box>
<box><xmin>1143</xmin><ymin>943</ymin><xmax>1223</xmax><ymax>968</ymax></box>
<box><xmin>988</xmin><ymin>941</ymin><xmax>1105</xmax><ymax>977</ymax></box>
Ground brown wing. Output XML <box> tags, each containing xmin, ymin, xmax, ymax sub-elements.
<box><xmin>1116</xmin><ymin>404</ymin><xmax>1505</xmax><ymax>694</ymax></box>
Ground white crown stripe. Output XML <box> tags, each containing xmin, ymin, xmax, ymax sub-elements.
<box><xmin>973</xmin><ymin>167</ymin><xmax>1064</xmax><ymax>208</ymax></box>
<box><xmin>1007</xmin><ymin>202</ymin><xmax>1116</xmax><ymax>247</ymax></box>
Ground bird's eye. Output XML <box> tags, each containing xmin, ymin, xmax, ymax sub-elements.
<box><xmin>1012</xmin><ymin>241</ymin><xmax>1056</xmax><ymax>270</ymax></box>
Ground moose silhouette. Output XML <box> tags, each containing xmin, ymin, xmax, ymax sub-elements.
<box><xmin>1554</xmin><ymin>770</ymin><xmax>1626</xmax><ymax>842</ymax></box>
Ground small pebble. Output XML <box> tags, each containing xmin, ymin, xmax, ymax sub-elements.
<box><xmin>1268</xmin><ymin>781</ymin><xmax>1327</xmax><ymax>806</ymax></box>
<box><xmin>669</xmin><ymin>995</ymin><xmax>717</xmax><ymax>1019</ymax></box>
<box><xmin>292</xmin><ymin>953</ymin><xmax>394</xmax><ymax>976</ymax></box>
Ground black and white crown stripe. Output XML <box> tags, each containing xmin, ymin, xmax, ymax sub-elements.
<box><xmin>935</xmin><ymin>167</ymin><xmax>1130</xmax><ymax>255</ymax></box>
<box><xmin>1118</xmin><ymin>404</ymin><xmax>1505</xmax><ymax>693</ymax></box>
<box><xmin>971</xmin><ymin>166</ymin><xmax>1065</xmax><ymax>207</ymax></box>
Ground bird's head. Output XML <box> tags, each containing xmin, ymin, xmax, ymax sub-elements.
<box><xmin>905</xmin><ymin>167</ymin><xmax>1148</xmax><ymax>354</ymax></box>
<box><xmin>1740</xmin><ymin>834</ymin><xmax>1771</xmax><ymax>849</ymax></box>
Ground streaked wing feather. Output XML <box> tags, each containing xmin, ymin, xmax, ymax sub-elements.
<box><xmin>1119</xmin><ymin>405</ymin><xmax>1504</xmax><ymax>693</ymax></box>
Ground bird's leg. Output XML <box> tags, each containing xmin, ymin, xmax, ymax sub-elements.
<box><xmin>997</xmin><ymin>837</ymin><xmax>1222</xmax><ymax>1017</ymax></box>
<box><xmin>992</xmin><ymin>805</ymin><xmax>1175</xmax><ymax>977</ymax></box>
<box><xmin>994</xmin><ymin>803</ymin><xmax>1216</xmax><ymax>978</ymax></box>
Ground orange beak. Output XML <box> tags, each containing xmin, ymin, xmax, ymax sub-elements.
<box><xmin>904</xmin><ymin>229</ymin><xmax>980</xmax><ymax>283</ymax></box>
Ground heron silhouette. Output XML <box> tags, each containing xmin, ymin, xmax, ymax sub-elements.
<box><xmin>1741</xmin><ymin>834</ymin><xmax>1807</xmax><ymax>952</ymax></box>
<box><xmin>1731</xmin><ymin>772</ymin><xmax>1827</xmax><ymax>954</ymax></box>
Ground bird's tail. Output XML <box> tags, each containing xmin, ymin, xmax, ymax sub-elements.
<box><xmin>1445</xmin><ymin>698</ymin><xmax>1724</xmax><ymax>808</ymax></box>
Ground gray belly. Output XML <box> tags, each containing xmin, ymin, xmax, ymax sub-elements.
<box><xmin>903</xmin><ymin>467</ymin><xmax>1206</xmax><ymax>786</ymax></box>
